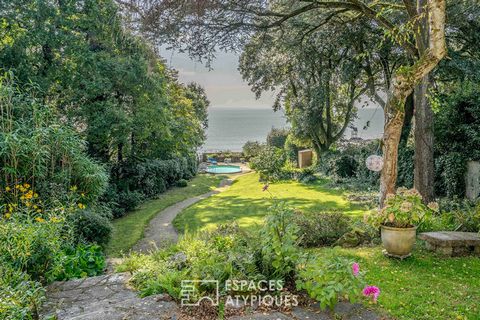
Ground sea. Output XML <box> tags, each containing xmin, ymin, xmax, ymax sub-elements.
<box><xmin>201</xmin><ymin>107</ymin><xmax>385</xmax><ymax>152</ymax></box>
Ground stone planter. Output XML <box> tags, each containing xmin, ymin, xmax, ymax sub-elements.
<box><xmin>381</xmin><ymin>225</ymin><xmax>417</xmax><ymax>258</ymax></box>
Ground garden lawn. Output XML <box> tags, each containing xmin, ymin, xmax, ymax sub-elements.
<box><xmin>106</xmin><ymin>174</ymin><xmax>223</xmax><ymax>257</ymax></box>
<box><xmin>313</xmin><ymin>245</ymin><xmax>480</xmax><ymax>320</ymax></box>
<box><xmin>173</xmin><ymin>172</ymin><xmax>365</xmax><ymax>233</ymax></box>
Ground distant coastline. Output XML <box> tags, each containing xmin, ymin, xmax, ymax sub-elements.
<box><xmin>202</xmin><ymin>107</ymin><xmax>384</xmax><ymax>152</ymax></box>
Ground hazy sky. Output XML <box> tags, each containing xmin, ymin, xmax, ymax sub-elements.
<box><xmin>160</xmin><ymin>48</ymin><xmax>275</xmax><ymax>109</ymax></box>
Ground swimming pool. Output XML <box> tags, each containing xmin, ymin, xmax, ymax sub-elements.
<box><xmin>206</xmin><ymin>165</ymin><xmax>242</xmax><ymax>174</ymax></box>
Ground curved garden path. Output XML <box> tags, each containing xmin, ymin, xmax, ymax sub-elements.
<box><xmin>132</xmin><ymin>177</ymin><xmax>234</xmax><ymax>253</ymax></box>
<box><xmin>42</xmin><ymin>170</ymin><xmax>382</xmax><ymax>320</ymax></box>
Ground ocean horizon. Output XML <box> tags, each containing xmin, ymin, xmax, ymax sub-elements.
<box><xmin>202</xmin><ymin>107</ymin><xmax>385</xmax><ymax>152</ymax></box>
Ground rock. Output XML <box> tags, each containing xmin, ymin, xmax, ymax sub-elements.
<box><xmin>40</xmin><ymin>273</ymin><xmax>180</xmax><ymax>320</ymax></box>
<box><xmin>419</xmin><ymin>231</ymin><xmax>480</xmax><ymax>256</ymax></box>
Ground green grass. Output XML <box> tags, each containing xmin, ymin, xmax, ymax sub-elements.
<box><xmin>313</xmin><ymin>245</ymin><xmax>480</xmax><ymax>320</ymax></box>
<box><xmin>173</xmin><ymin>172</ymin><xmax>366</xmax><ymax>233</ymax></box>
<box><xmin>106</xmin><ymin>174</ymin><xmax>223</xmax><ymax>257</ymax></box>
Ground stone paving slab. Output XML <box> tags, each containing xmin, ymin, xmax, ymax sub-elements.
<box><xmin>41</xmin><ymin>273</ymin><xmax>179</xmax><ymax>320</ymax></box>
<box><xmin>41</xmin><ymin>273</ymin><xmax>383</xmax><ymax>320</ymax></box>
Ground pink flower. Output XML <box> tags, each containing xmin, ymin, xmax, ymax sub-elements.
<box><xmin>352</xmin><ymin>262</ymin><xmax>360</xmax><ymax>276</ymax></box>
<box><xmin>262</xmin><ymin>184</ymin><xmax>269</xmax><ymax>192</ymax></box>
<box><xmin>362</xmin><ymin>285</ymin><xmax>380</xmax><ymax>302</ymax></box>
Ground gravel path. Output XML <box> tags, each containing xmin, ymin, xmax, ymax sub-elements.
<box><xmin>132</xmin><ymin>178</ymin><xmax>234</xmax><ymax>253</ymax></box>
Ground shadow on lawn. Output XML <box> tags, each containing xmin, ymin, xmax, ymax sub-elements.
<box><xmin>175</xmin><ymin>194</ymin><xmax>359</xmax><ymax>232</ymax></box>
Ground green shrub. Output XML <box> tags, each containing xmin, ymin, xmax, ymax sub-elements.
<box><xmin>297</xmin><ymin>166</ymin><xmax>317</xmax><ymax>183</ymax></box>
<box><xmin>335</xmin><ymin>155</ymin><xmax>358</xmax><ymax>178</ymax></box>
<box><xmin>52</xmin><ymin>244</ymin><xmax>106</xmax><ymax>281</ymax></box>
<box><xmin>435</xmin><ymin>152</ymin><xmax>467</xmax><ymax>198</ymax></box>
<box><xmin>0</xmin><ymin>263</ymin><xmax>45</xmax><ymax>320</ymax></box>
<box><xmin>242</xmin><ymin>141</ymin><xmax>265</xmax><ymax>159</ymax></box>
<box><xmin>108</xmin><ymin>190</ymin><xmax>144</xmax><ymax>218</ymax></box>
<box><xmin>123</xmin><ymin>228</ymin><xmax>262</xmax><ymax>301</ymax></box>
<box><xmin>434</xmin><ymin>81</ymin><xmax>480</xmax><ymax>198</ymax></box>
<box><xmin>250</xmin><ymin>146</ymin><xmax>286</xmax><ymax>182</ymax></box>
<box><xmin>107</xmin><ymin>155</ymin><xmax>198</xmax><ymax>214</ymax></box>
<box><xmin>297</xmin><ymin>256</ymin><xmax>365</xmax><ymax>310</ymax></box>
<box><xmin>176</xmin><ymin>179</ymin><xmax>188</xmax><ymax>187</ymax></box>
<box><xmin>266</xmin><ymin>128</ymin><xmax>289</xmax><ymax>149</ymax></box>
<box><xmin>317</xmin><ymin>141</ymin><xmax>380</xmax><ymax>190</ymax></box>
<box><xmin>69</xmin><ymin>208</ymin><xmax>112</xmax><ymax>246</ymax></box>
<box><xmin>426</xmin><ymin>198</ymin><xmax>480</xmax><ymax>232</ymax></box>
<box><xmin>335</xmin><ymin>220</ymin><xmax>380</xmax><ymax>248</ymax></box>
<box><xmin>0</xmin><ymin>216</ymin><xmax>66</xmax><ymax>283</ymax></box>
<box><xmin>0</xmin><ymin>76</ymin><xmax>109</xmax><ymax>207</ymax></box>
<box><xmin>294</xmin><ymin>211</ymin><xmax>351</xmax><ymax>247</ymax></box>
<box><xmin>261</xmin><ymin>201</ymin><xmax>304</xmax><ymax>281</ymax></box>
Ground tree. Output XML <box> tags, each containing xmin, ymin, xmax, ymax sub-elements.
<box><xmin>243</xmin><ymin>141</ymin><xmax>265</xmax><ymax>159</ymax></box>
<box><xmin>414</xmin><ymin>0</ymin><xmax>480</xmax><ymax>202</ymax></box>
<box><xmin>121</xmin><ymin>0</ymin><xmax>448</xmax><ymax>205</ymax></box>
<box><xmin>239</xmin><ymin>22</ymin><xmax>383</xmax><ymax>155</ymax></box>
<box><xmin>185</xmin><ymin>82</ymin><xmax>210</xmax><ymax>130</ymax></box>
<box><xmin>266</xmin><ymin>128</ymin><xmax>289</xmax><ymax>149</ymax></box>
<box><xmin>1</xmin><ymin>0</ymin><xmax>209</xmax><ymax>213</ymax></box>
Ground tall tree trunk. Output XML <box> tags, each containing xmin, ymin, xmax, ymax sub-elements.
<box><xmin>413</xmin><ymin>0</ymin><xmax>436</xmax><ymax>203</ymax></box>
<box><xmin>414</xmin><ymin>75</ymin><xmax>435</xmax><ymax>202</ymax></box>
<box><xmin>380</xmin><ymin>89</ymin><xmax>407</xmax><ymax>205</ymax></box>
<box><xmin>379</xmin><ymin>0</ymin><xmax>446</xmax><ymax>206</ymax></box>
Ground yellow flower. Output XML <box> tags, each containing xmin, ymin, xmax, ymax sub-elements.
<box><xmin>5</xmin><ymin>186</ymin><xmax>11</xmax><ymax>192</ymax></box>
<box><xmin>35</xmin><ymin>217</ymin><xmax>45</xmax><ymax>223</ymax></box>
<box><xmin>50</xmin><ymin>216</ymin><xmax>62</xmax><ymax>223</ymax></box>
<box><xmin>4</xmin><ymin>213</ymin><xmax>11</xmax><ymax>219</ymax></box>
<box><xmin>78</xmin><ymin>203</ymin><xmax>86</xmax><ymax>209</ymax></box>
<box><xmin>23</xmin><ymin>183</ymin><xmax>30</xmax><ymax>189</ymax></box>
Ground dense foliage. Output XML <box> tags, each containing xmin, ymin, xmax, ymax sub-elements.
<box><xmin>266</xmin><ymin>128</ymin><xmax>289</xmax><ymax>149</ymax></box>
<box><xmin>294</xmin><ymin>211</ymin><xmax>351</xmax><ymax>247</ymax></box>
<box><xmin>434</xmin><ymin>82</ymin><xmax>480</xmax><ymax>198</ymax></box>
<box><xmin>0</xmin><ymin>1</ymin><xmax>209</xmax><ymax>317</ymax></box>
<box><xmin>0</xmin><ymin>0</ymin><xmax>207</xmax><ymax>214</ymax></box>
<box><xmin>119</xmin><ymin>201</ymin><xmax>370</xmax><ymax>312</ymax></box>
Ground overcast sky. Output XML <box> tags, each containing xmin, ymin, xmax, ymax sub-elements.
<box><xmin>160</xmin><ymin>48</ymin><xmax>275</xmax><ymax>109</ymax></box>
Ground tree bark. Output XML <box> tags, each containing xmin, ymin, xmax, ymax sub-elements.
<box><xmin>380</xmin><ymin>87</ymin><xmax>408</xmax><ymax>205</ymax></box>
<box><xmin>379</xmin><ymin>0</ymin><xmax>446</xmax><ymax>206</ymax></box>
<box><xmin>413</xmin><ymin>0</ymin><xmax>436</xmax><ymax>203</ymax></box>
<box><xmin>414</xmin><ymin>75</ymin><xmax>435</xmax><ymax>203</ymax></box>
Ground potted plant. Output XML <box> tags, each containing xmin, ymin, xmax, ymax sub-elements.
<box><xmin>369</xmin><ymin>188</ymin><xmax>438</xmax><ymax>257</ymax></box>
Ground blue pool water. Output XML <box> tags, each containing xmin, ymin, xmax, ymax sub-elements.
<box><xmin>206</xmin><ymin>165</ymin><xmax>242</xmax><ymax>174</ymax></box>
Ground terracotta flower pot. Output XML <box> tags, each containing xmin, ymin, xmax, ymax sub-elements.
<box><xmin>381</xmin><ymin>225</ymin><xmax>417</xmax><ymax>257</ymax></box>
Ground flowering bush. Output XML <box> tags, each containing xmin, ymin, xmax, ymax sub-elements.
<box><xmin>368</xmin><ymin>187</ymin><xmax>438</xmax><ymax>228</ymax></box>
<box><xmin>297</xmin><ymin>258</ymin><xmax>373</xmax><ymax>310</ymax></box>
<box><xmin>0</xmin><ymin>184</ymin><xmax>106</xmax><ymax>318</ymax></box>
